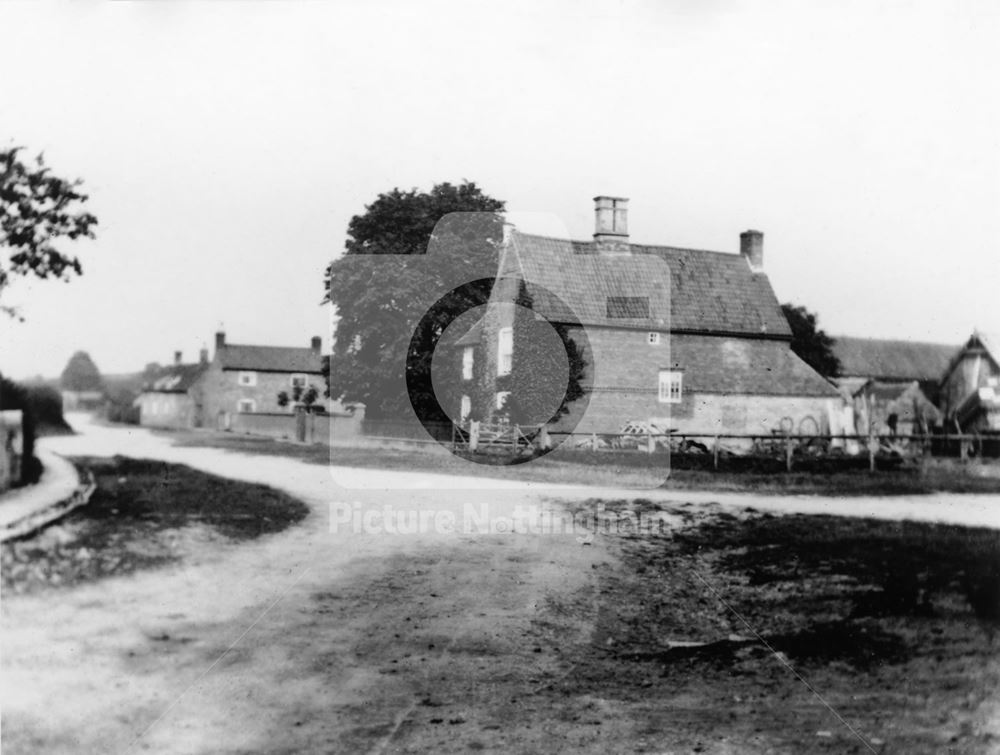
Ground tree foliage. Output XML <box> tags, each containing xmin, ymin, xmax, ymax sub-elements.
<box><xmin>60</xmin><ymin>351</ymin><xmax>104</xmax><ymax>392</ymax></box>
<box><xmin>324</xmin><ymin>181</ymin><xmax>505</xmax><ymax>420</ymax></box>
<box><xmin>0</xmin><ymin>147</ymin><xmax>98</xmax><ymax>317</ymax></box>
<box><xmin>781</xmin><ymin>303</ymin><xmax>840</xmax><ymax>378</ymax></box>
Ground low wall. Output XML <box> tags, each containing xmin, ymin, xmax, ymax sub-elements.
<box><xmin>228</xmin><ymin>411</ymin><xmax>364</xmax><ymax>444</ymax></box>
<box><xmin>229</xmin><ymin>412</ymin><xmax>298</xmax><ymax>441</ymax></box>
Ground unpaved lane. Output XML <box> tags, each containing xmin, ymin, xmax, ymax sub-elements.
<box><xmin>2</xmin><ymin>420</ymin><xmax>607</xmax><ymax>754</ymax></box>
<box><xmin>3</xmin><ymin>417</ymin><xmax>998</xmax><ymax>753</ymax></box>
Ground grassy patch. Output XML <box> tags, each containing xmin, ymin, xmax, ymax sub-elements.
<box><xmin>531</xmin><ymin>502</ymin><xmax>1000</xmax><ymax>753</ymax></box>
<box><xmin>1</xmin><ymin>456</ymin><xmax>309</xmax><ymax>594</ymax></box>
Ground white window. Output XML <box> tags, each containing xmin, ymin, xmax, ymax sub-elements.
<box><xmin>495</xmin><ymin>391</ymin><xmax>511</xmax><ymax>411</ymax></box>
<box><xmin>648</xmin><ymin>332</ymin><xmax>661</xmax><ymax>345</ymax></box>
<box><xmin>238</xmin><ymin>371</ymin><xmax>257</xmax><ymax>386</ymax></box>
<box><xmin>290</xmin><ymin>373</ymin><xmax>307</xmax><ymax>389</ymax></box>
<box><xmin>497</xmin><ymin>327</ymin><xmax>513</xmax><ymax>376</ymax></box>
<box><xmin>460</xmin><ymin>395</ymin><xmax>472</xmax><ymax>422</ymax></box>
<box><xmin>462</xmin><ymin>347</ymin><xmax>474</xmax><ymax>381</ymax></box>
<box><xmin>658</xmin><ymin>370</ymin><xmax>683</xmax><ymax>403</ymax></box>
<box><xmin>237</xmin><ymin>399</ymin><xmax>256</xmax><ymax>413</ymax></box>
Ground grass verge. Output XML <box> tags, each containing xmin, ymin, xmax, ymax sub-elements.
<box><xmin>532</xmin><ymin>500</ymin><xmax>1000</xmax><ymax>753</ymax></box>
<box><xmin>1</xmin><ymin>455</ymin><xmax>309</xmax><ymax>594</ymax></box>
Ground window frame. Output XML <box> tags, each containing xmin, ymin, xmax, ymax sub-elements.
<box><xmin>237</xmin><ymin>398</ymin><xmax>257</xmax><ymax>413</ymax></box>
<box><xmin>462</xmin><ymin>346</ymin><xmax>474</xmax><ymax>381</ymax></box>
<box><xmin>238</xmin><ymin>371</ymin><xmax>258</xmax><ymax>387</ymax></box>
<box><xmin>658</xmin><ymin>370</ymin><xmax>683</xmax><ymax>404</ymax></box>
<box><xmin>648</xmin><ymin>332</ymin><xmax>661</xmax><ymax>345</ymax></box>
<box><xmin>290</xmin><ymin>373</ymin><xmax>308</xmax><ymax>389</ymax></box>
<box><xmin>497</xmin><ymin>327</ymin><xmax>513</xmax><ymax>376</ymax></box>
<box><xmin>460</xmin><ymin>395</ymin><xmax>472</xmax><ymax>422</ymax></box>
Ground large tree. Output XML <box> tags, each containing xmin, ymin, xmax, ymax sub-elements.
<box><xmin>781</xmin><ymin>303</ymin><xmax>840</xmax><ymax>378</ymax></box>
<box><xmin>0</xmin><ymin>147</ymin><xmax>98</xmax><ymax>318</ymax></box>
<box><xmin>60</xmin><ymin>350</ymin><xmax>104</xmax><ymax>393</ymax></box>
<box><xmin>324</xmin><ymin>181</ymin><xmax>505</xmax><ymax>420</ymax></box>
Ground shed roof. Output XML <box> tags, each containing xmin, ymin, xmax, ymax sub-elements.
<box><xmin>831</xmin><ymin>336</ymin><xmax>955</xmax><ymax>381</ymax></box>
<box><xmin>219</xmin><ymin>344</ymin><xmax>323</xmax><ymax>374</ymax></box>
<box><xmin>667</xmin><ymin>334</ymin><xmax>840</xmax><ymax>397</ymax></box>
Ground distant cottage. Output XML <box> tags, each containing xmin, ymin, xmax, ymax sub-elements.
<box><xmin>454</xmin><ymin>196</ymin><xmax>839</xmax><ymax>437</ymax></box>
<box><xmin>136</xmin><ymin>332</ymin><xmax>324</xmax><ymax>430</ymax></box>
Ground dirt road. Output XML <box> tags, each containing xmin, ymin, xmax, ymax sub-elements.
<box><xmin>2</xmin><ymin>418</ymin><xmax>998</xmax><ymax>753</ymax></box>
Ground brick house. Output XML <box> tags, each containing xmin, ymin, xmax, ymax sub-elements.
<box><xmin>938</xmin><ymin>331</ymin><xmax>1000</xmax><ymax>433</ymax></box>
<box><xmin>135</xmin><ymin>350</ymin><xmax>210</xmax><ymax>429</ymax></box>
<box><xmin>454</xmin><ymin>196</ymin><xmax>839</xmax><ymax>438</ymax></box>
<box><xmin>201</xmin><ymin>331</ymin><xmax>325</xmax><ymax>429</ymax></box>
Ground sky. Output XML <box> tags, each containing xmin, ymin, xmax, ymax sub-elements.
<box><xmin>1</xmin><ymin>0</ymin><xmax>997</xmax><ymax>380</ymax></box>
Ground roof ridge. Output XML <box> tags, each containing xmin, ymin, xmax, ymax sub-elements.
<box><xmin>514</xmin><ymin>230</ymin><xmax>739</xmax><ymax>258</ymax></box>
<box><xmin>831</xmin><ymin>335</ymin><xmax>956</xmax><ymax>348</ymax></box>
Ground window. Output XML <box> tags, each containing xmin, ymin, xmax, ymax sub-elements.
<box><xmin>648</xmin><ymin>332</ymin><xmax>661</xmax><ymax>345</ymax></box>
<box><xmin>238</xmin><ymin>371</ymin><xmax>257</xmax><ymax>386</ymax></box>
<box><xmin>237</xmin><ymin>399</ymin><xmax>256</xmax><ymax>413</ymax></box>
<box><xmin>497</xmin><ymin>327</ymin><xmax>513</xmax><ymax>376</ymax></box>
<box><xmin>658</xmin><ymin>370</ymin><xmax>683</xmax><ymax>403</ymax></box>
<box><xmin>462</xmin><ymin>347</ymin><xmax>474</xmax><ymax>381</ymax></box>
<box><xmin>606</xmin><ymin>296</ymin><xmax>650</xmax><ymax>318</ymax></box>
<box><xmin>460</xmin><ymin>395</ymin><xmax>472</xmax><ymax>422</ymax></box>
<box><xmin>495</xmin><ymin>391</ymin><xmax>511</xmax><ymax>411</ymax></box>
<box><xmin>290</xmin><ymin>373</ymin><xmax>308</xmax><ymax>388</ymax></box>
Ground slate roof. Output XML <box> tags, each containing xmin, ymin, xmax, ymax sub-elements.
<box><xmin>509</xmin><ymin>232</ymin><xmax>791</xmax><ymax>338</ymax></box>
<box><xmin>219</xmin><ymin>344</ymin><xmax>323</xmax><ymax>374</ymax></box>
<box><xmin>832</xmin><ymin>336</ymin><xmax>956</xmax><ymax>381</ymax></box>
<box><xmin>667</xmin><ymin>334</ymin><xmax>839</xmax><ymax>396</ymax></box>
<box><xmin>143</xmin><ymin>363</ymin><xmax>208</xmax><ymax>393</ymax></box>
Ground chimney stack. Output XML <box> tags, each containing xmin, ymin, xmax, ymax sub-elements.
<box><xmin>740</xmin><ymin>230</ymin><xmax>764</xmax><ymax>272</ymax></box>
<box><xmin>199</xmin><ymin>346</ymin><xmax>209</xmax><ymax>365</ymax></box>
<box><xmin>310</xmin><ymin>336</ymin><xmax>322</xmax><ymax>353</ymax></box>
<box><xmin>174</xmin><ymin>351</ymin><xmax>182</xmax><ymax>366</ymax></box>
<box><xmin>215</xmin><ymin>331</ymin><xmax>225</xmax><ymax>350</ymax></box>
<box><xmin>593</xmin><ymin>196</ymin><xmax>630</xmax><ymax>254</ymax></box>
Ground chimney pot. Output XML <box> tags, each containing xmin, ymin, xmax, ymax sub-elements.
<box><xmin>174</xmin><ymin>351</ymin><xmax>182</xmax><ymax>366</ymax></box>
<box><xmin>740</xmin><ymin>230</ymin><xmax>764</xmax><ymax>272</ymax></box>
<box><xmin>593</xmin><ymin>196</ymin><xmax>630</xmax><ymax>254</ymax></box>
<box><xmin>215</xmin><ymin>331</ymin><xmax>225</xmax><ymax>350</ymax></box>
<box><xmin>311</xmin><ymin>336</ymin><xmax>321</xmax><ymax>353</ymax></box>
<box><xmin>199</xmin><ymin>347</ymin><xmax>209</xmax><ymax>365</ymax></box>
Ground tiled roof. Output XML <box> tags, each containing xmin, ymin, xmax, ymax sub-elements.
<box><xmin>510</xmin><ymin>232</ymin><xmax>791</xmax><ymax>338</ymax></box>
<box><xmin>219</xmin><ymin>344</ymin><xmax>323</xmax><ymax>374</ymax></box>
<box><xmin>832</xmin><ymin>337</ymin><xmax>956</xmax><ymax>381</ymax></box>
<box><xmin>143</xmin><ymin>363</ymin><xmax>208</xmax><ymax>393</ymax></box>
<box><xmin>668</xmin><ymin>334</ymin><xmax>840</xmax><ymax>396</ymax></box>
